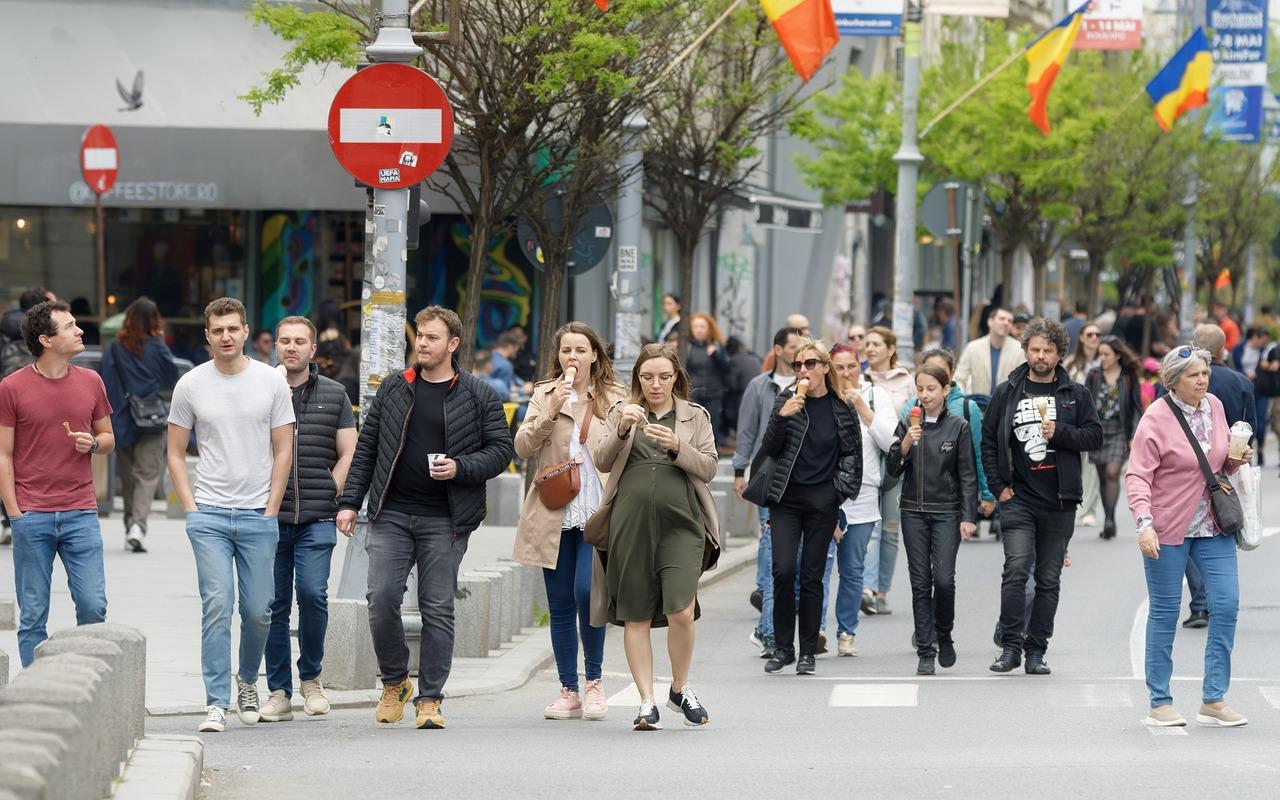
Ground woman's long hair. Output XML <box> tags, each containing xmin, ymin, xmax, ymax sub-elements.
<box><xmin>687</xmin><ymin>312</ymin><xmax>724</xmax><ymax>346</ymax></box>
<box><xmin>629</xmin><ymin>343</ymin><xmax>691</xmax><ymax>408</ymax></box>
<box><xmin>546</xmin><ymin>321</ymin><xmax>624</xmax><ymax>420</ymax></box>
<box><xmin>789</xmin><ymin>338</ymin><xmax>842</xmax><ymax>397</ymax></box>
<box><xmin>1066</xmin><ymin>323</ymin><xmax>1100</xmax><ymax>377</ymax></box>
<box><xmin>116</xmin><ymin>297</ymin><xmax>164</xmax><ymax>356</ymax></box>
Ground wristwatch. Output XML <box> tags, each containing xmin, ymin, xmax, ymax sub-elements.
<box><xmin>89</xmin><ymin>435</ymin><xmax>100</xmax><ymax>455</ymax></box>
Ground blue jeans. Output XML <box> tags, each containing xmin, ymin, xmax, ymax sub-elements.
<box><xmin>10</xmin><ymin>510</ymin><xmax>107</xmax><ymax>667</ymax></box>
<box><xmin>1185</xmin><ymin>560</ymin><xmax>1207</xmax><ymax>615</ymax></box>
<box><xmin>186</xmin><ymin>506</ymin><xmax>279</xmax><ymax>708</ymax></box>
<box><xmin>266</xmin><ymin>521</ymin><xmax>337</xmax><ymax>696</ymax></box>
<box><xmin>834</xmin><ymin>519</ymin><xmax>876</xmax><ymax>637</ymax></box>
<box><xmin>756</xmin><ymin>507</ymin><xmax>774</xmax><ymax>637</ymax></box>
<box><xmin>543</xmin><ymin>528</ymin><xmax>604</xmax><ymax>692</ymax></box>
<box><xmin>863</xmin><ymin>484</ymin><xmax>902</xmax><ymax>594</ymax></box>
<box><xmin>1143</xmin><ymin>533</ymin><xmax>1239</xmax><ymax>708</ymax></box>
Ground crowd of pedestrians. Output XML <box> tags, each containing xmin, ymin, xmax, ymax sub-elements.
<box><xmin>1</xmin><ymin>286</ymin><xmax>1265</xmax><ymax>734</ymax></box>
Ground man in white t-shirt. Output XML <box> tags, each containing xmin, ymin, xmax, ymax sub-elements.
<box><xmin>167</xmin><ymin>298</ymin><xmax>295</xmax><ymax>734</ymax></box>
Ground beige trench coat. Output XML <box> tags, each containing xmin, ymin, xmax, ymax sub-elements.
<box><xmin>584</xmin><ymin>396</ymin><xmax>721</xmax><ymax>626</ymax></box>
<box><xmin>511</xmin><ymin>380</ymin><xmax>625</xmax><ymax>569</ymax></box>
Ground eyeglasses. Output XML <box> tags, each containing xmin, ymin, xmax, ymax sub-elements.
<box><xmin>1082</xmin><ymin>331</ymin><xmax>1099</xmax><ymax>338</ymax></box>
<box><xmin>847</xmin><ymin>334</ymin><xmax>864</xmax><ymax>341</ymax></box>
<box><xmin>639</xmin><ymin>373</ymin><xmax>675</xmax><ymax>384</ymax></box>
<box><xmin>791</xmin><ymin>358</ymin><xmax>822</xmax><ymax>371</ymax></box>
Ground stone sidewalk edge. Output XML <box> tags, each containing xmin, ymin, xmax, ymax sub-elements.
<box><xmin>144</xmin><ymin>540</ymin><xmax>758</xmax><ymax>718</ymax></box>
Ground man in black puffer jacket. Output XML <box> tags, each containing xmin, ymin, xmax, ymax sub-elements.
<box><xmin>260</xmin><ymin>317</ymin><xmax>357</xmax><ymax>723</ymax></box>
<box><xmin>337</xmin><ymin>306</ymin><xmax>513</xmax><ymax>729</ymax></box>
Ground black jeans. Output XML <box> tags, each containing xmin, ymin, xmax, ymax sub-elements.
<box><xmin>366</xmin><ymin>509</ymin><xmax>470</xmax><ymax>701</ymax></box>
<box><xmin>997</xmin><ymin>496</ymin><xmax>1074</xmax><ymax>654</ymax></box>
<box><xmin>769</xmin><ymin>482</ymin><xmax>839</xmax><ymax>657</ymax></box>
<box><xmin>901</xmin><ymin>511</ymin><xmax>961</xmax><ymax>658</ymax></box>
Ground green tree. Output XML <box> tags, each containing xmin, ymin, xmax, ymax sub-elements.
<box><xmin>643</xmin><ymin>0</ymin><xmax>805</xmax><ymax>344</ymax></box>
<box><xmin>1195</xmin><ymin>139</ymin><xmax>1280</xmax><ymax>308</ymax></box>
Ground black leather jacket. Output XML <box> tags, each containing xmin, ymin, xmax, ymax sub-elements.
<box><xmin>887</xmin><ymin>406</ymin><xmax>978</xmax><ymax>523</ymax></box>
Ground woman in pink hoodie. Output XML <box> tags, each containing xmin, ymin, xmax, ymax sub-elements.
<box><xmin>1126</xmin><ymin>345</ymin><xmax>1252</xmax><ymax>730</ymax></box>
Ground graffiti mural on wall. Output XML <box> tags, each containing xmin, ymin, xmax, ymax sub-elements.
<box><xmin>412</xmin><ymin>216</ymin><xmax>538</xmax><ymax>349</ymax></box>
<box><xmin>260</xmin><ymin>211</ymin><xmax>316</xmax><ymax>332</ymax></box>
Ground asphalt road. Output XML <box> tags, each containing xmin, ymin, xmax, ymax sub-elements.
<box><xmin>149</xmin><ymin>479</ymin><xmax>1280</xmax><ymax>799</ymax></box>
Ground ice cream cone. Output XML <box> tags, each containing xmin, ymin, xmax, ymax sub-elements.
<box><xmin>909</xmin><ymin>407</ymin><xmax>922</xmax><ymax>429</ymax></box>
<box><xmin>796</xmin><ymin>379</ymin><xmax>810</xmax><ymax>398</ymax></box>
<box><xmin>564</xmin><ymin>366</ymin><xmax>577</xmax><ymax>383</ymax></box>
<box><xmin>1034</xmin><ymin>396</ymin><xmax>1049</xmax><ymax>422</ymax></box>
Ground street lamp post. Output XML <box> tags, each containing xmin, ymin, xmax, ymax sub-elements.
<box><xmin>891</xmin><ymin>3</ymin><xmax>924</xmax><ymax>364</ymax></box>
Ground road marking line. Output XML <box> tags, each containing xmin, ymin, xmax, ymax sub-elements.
<box><xmin>790</xmin><ymin>675</ymin><xmax>1275</xmax><ymax>682</ymax></box>
<box><xmin>1146</xmin><ymin>725</ymin><xmax>1189</xmax><ymax>736</ymax></box>
<box><xmin>1130</xmin><ymin>597</ymin><xmax>1148</xmax><ymax>680</ymax></box>
<box><xmin>608</xmin><ymin>683</ymin><xmax>640</xmax><ymax>708</ymax></box>
<box><xmin>1259</xmin><ymin>686</ymin><xmax>1280</xmax><ymax>709</ymax></box>
<box><xmin>829</xmin><ymin>684</ymin><xmax>918</xmax><ymax>707</ymax></box>
<box><xmin>1047</xmin><ymin>683</ymin><xmax>1133</xmax><ymax>708</ymax></box>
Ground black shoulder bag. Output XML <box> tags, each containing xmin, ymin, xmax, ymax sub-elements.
<box><xmin>1164</xmin><ymin>395</ymin><xmax>1244</xmax><ymax>536</ymax></box>
<box><xmin>110</xmin><ymin>342</ymin><xmax>169</xmax><ymax>432</ymax></box>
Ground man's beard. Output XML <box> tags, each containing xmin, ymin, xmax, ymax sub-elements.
<box><xmin>1030</xmin><ymin>361</ymin><xmax>1056</xmax><ymax>377</ymax></box>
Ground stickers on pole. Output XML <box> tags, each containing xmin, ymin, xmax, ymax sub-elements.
<box><xmin>327</xmin><ymin>64</ymin><xmax>455</xmax><ymax>188</ymax></box>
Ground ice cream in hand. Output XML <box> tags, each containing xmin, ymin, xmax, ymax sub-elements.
<box><xmin>1034</xmin><ymin>396</ymin><xmax>1049</xmax><ymax>421</ymax></box>
<box><xmin>909</xmin><ymin>407</ymin><xmax>922</xmax><ymax>429</ymax></box>
<box><xmin>796</xmin><ymin>378</ymin><xmax>810</xmax><ymax>398</ymax></box>
<box><xmin>563</xmin><ymin>366</ymin><xmax>577</xmax><ymax>383</ymax></box>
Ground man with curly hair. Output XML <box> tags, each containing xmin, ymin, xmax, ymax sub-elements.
<box><xmin>981</xmin><ymin>317</ymin><xmax>1102</xmax><ymax>676</ymax></box>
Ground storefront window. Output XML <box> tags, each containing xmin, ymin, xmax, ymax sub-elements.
<box><xmin>0</xmin><ymin>206</ymin><xmax>96</xmax><ymax>311</ymax></box>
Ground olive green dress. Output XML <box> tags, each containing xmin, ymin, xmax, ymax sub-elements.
<box><xmin>606</xmin><ymin>409</ymin><xmax>706</xmax><ymax>627</ymax></box>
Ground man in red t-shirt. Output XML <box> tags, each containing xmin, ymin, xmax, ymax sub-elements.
<box><xmin>0</xmin><ymin>300</ymin><xmax>115</xmax><ymax>666</ymax></box>
<box><xmin>1214</xmin><ymin>301</ymin><xmax>1242</xmax><ymax>354</ymax></box>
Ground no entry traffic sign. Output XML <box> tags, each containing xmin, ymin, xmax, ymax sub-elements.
<box><xmin>80</xmin><ymin>124</ymin><xmax>119</xmax><ymax>195</ymax></box>
<box><xmin>327</xmin><ymin>64</ymin><xmax>455</xmax><ymax>189</ymax></box>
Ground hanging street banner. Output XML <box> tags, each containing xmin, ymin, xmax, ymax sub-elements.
<box><xmin>832</xmin><ymin>0</ymin><xmax>903</xmax><ymax>36</ymax></box>
<box><xmin>1074</xmin><ymin>0</ymin><xmax>1142</xmax><ymax>50</ymax></box>
<box><xmin>1205</xmin><ymin>0</ymin><xmax>1268</xmax><ymax>143</ymax></box>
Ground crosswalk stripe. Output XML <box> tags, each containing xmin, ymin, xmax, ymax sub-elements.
<box><xmin>1258</xmin><ymin>686</ymin><xmax>1280</xmax><ymax>709</ymax></box>
<box><xmin>829</xmin><ymin>684</ymin><xmax>918</xmax><ymax>707</ymax></box>
<box><xmin>1046</xmin><ymin>684</ymin><xmax>1134</xmax><ymax>708</ymax></box>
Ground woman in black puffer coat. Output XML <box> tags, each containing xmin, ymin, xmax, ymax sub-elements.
<box><xmin>752</xmin><ymin>339</ymin><xmax>862</xmax><ymax>677</ymax></box>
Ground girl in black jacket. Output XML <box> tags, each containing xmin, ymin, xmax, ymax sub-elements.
<box><xmin>888</xmin><ymin>364</ymin><xmax>977</xmax><ymax>676</ymax></box>
<box><xmin>756</xmin><ymin>339</ymin><xmax>862</xmax><ymax>676</ymax></box>
<box><xmin>1084</xmin><ymin>337</ymin><xmax>1143</xmax><ymax>540</ymax></box>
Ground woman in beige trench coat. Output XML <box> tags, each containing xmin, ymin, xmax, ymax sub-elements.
<box><xmin>585</xmin><ymin>343</ymin><xmax>720</xmax><ymax>731</ymax></box>
<box><xmin>513</xmin><ymin>322</ymin><xmax>625</xmax><ymax>722</ymax></box>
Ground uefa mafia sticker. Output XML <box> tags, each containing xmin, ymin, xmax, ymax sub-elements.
<box><xmin>379</xmin><ymin>168</ymin><xmax>401</xmax><ymax>183</ymax></box>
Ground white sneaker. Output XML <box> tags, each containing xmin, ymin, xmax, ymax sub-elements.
<box><xmin>259</xmin><ymin>689</ymin><xmax>294</xmax><ymax>722</ymax></box>
<box><xmin>126</xmin><ymin>523</ymin><xmax>146</xmax><ymax>553</ymax></box>
<box><xmin>300</xmin><ymin>678</ymin><xmax>330</xmax><ymax>716</ymax></box>
<box><xmin>837</xmin><ymin>633</ymin><xmax>857</xmax><ymax>657</ymax></box>
<box><xmin>235</xmin><ymin>677</ymin><xmax>261</xmax><ymax>725</ymax></box>
<box><xmin>198</xmin><ymin>706</ymin><xmax>227</xmax><ymax>733</ymax></box>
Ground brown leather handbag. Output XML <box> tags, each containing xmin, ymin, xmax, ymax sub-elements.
<box><xmin>532</xmin><ymin>409</ymin><xmax>593</xmax><ymax>510</ymax></box>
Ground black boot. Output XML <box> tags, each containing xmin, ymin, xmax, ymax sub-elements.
<box><xmin>1024</xmin><ymin>652</ymin><xmax>1052</xmax><ymax>675</ymax></box>
<box><xmin>938</xmin><ymin>638</ymin><xmax>957</xmax><ymax>669</ymax></box>
<box><xmin>917</xmin><ymin>655</ymin><xmax>936</xmax><ymax>676</ymax></box>
<box><xmin>989</xmin><ymin>646</ymin><xmax>1022</xmax><ymax>673</ymax></box>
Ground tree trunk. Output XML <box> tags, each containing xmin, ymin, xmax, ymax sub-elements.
<box><xmin>1000</xmin><ymin>246</ymin><xmax>1015</xmax><ymax>305</ymax></box>
<box><xmin>678</xmin><ymin>233</ymin><xmax>697</xmax><ymax>351</ymax></box>
<box><xmin>1086</xmin><ymin>248</ymin><xmax>1104</xmax><ymax>318</ymax></box>
<box><xmin>1032</xmin><ymin>258</ymin><xmax>1046</xmax><ymax>316</ymax></box>
<box><xmin>457</xmin><ymin>200</ymin><xmax>495</xmax><ymax>371</ymax></box>
<box><xmin>536</xmin><ymin>257</ymin><xmax>568</xmax><ymax>380</ymax></box>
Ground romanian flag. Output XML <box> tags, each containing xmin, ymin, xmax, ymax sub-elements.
<box><xmin>1145</xmin><ymin>28</ymin><xmax>1213</xmax><ymax>132</ymax></box>
<box><xmin>760</xmin><ymin>0</ymin><xmax>838</xmax><ymax>83</ymax></box>
<box><xmin>1024</xmin><ymin>2</ymin><xmax>1088</xmax><ymax>135</ymax></box>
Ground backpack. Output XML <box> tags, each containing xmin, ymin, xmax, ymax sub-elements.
<box><xmin>0</xmin><ymin>334</ymin><xmax>34</xmax><ymax>379</ymax></box>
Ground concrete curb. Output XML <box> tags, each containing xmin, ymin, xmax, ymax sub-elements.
<box><xmin>114</xmin><ymin>735</ymin><xmax>204</xmax><ymax>800</ymax></box>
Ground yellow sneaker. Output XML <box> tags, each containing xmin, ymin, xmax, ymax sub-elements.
<box><xmin>415</xmin><ymin>698</ymin><xmax>445</xmax><ymax>729</ymax></box>
<box><xmin>375</xmin><ymin>678</ymin><xmax>414</xmax><ymax>724</ymax></box>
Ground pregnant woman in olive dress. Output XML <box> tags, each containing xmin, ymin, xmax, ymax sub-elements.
<box><xmin>587</xmin><ymin>343</ymin><xmax>720</xmax><ymax>731</ymax></box>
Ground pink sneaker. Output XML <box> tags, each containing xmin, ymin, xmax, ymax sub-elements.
<box><xmin>544</xmin><ymin>687</ymin><xmax>582</xmax><ymax>720</ymax></box>
<box><xmin>582</xmin><ymin>679</ymin><xmax>608</xmax><ymax>721</ymax></box>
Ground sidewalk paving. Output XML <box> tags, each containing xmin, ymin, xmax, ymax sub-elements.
<box><xmin>0</xmin><ymin>503</ymin><xmax>756</xmax><ymax>716</ymax></box>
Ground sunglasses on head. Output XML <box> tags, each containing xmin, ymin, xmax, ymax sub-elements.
<box><xmin>791</xmin><ymin>358</ymin><xmax>822</xmax><ymax>371</ymax></box>
<box><xmin>1176</xmin><ymin>345</ymin><xmax>1194</xmax><ymax>358</ymax></box>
